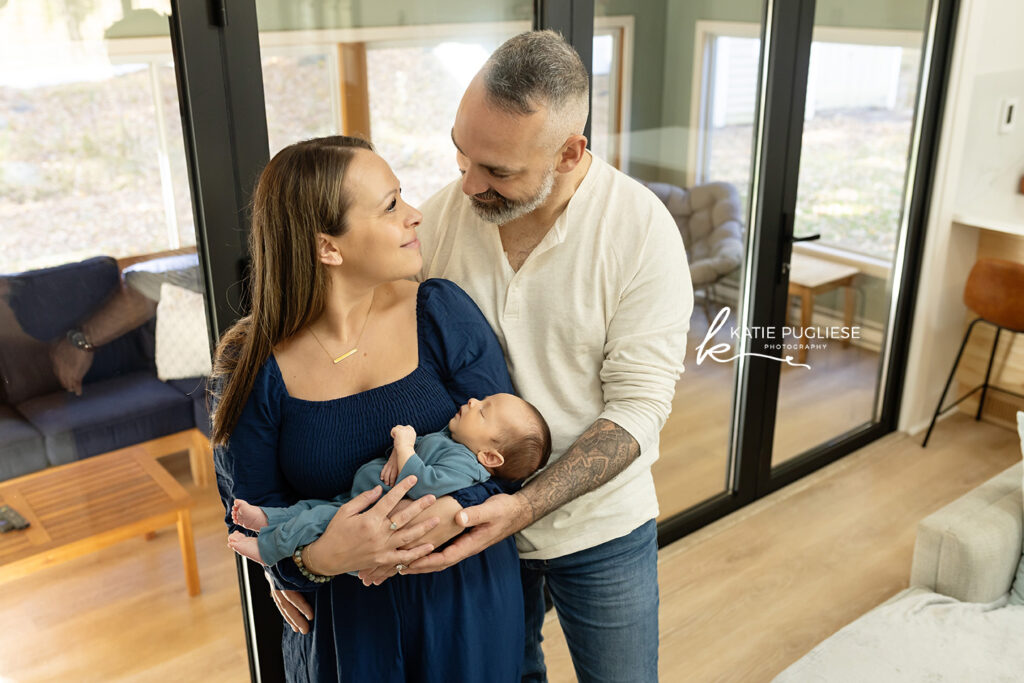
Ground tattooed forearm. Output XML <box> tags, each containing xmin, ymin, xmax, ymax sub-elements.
<box><xmin>519</xmin><ymin>418</ymin><xmax>640</xmax><ymax>523</ymax></box>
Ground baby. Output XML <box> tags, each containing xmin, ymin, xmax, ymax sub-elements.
<box><xmin>228</xmin><ymin>393</ymin><xmax>551</xmax><ymax>567</ymax></box>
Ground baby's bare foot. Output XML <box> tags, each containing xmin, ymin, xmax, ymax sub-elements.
<box><xmin>227</xmin><ymin>531</ymin><xmax>266</xmax><ymax>565</ymax></box>
<box><xmin>232</xmin><ymin>499</ymin><xmax>269</xmax><ymax>531</ymax></box>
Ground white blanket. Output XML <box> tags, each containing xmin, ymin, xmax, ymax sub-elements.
<box><xmin>774</xmin><ymin>587</ymin><xmax>1024</xmax><ymax>682</ymax></box>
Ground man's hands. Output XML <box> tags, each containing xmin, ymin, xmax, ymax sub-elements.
<box><xmin>301</xmin><ymin>475</ymin><xmax>438</xmax><ymax>577</ymax></box>
<box><xmin>381</xmin><ymin>425</ymin><xmax>417</xmax><ymax>486</ymax></box>
<box><xmin>402</xmin><ymin>492</ymin><xmax>534</xmax><ymax>574</ymax></box>
<box><xmin>50</xmin><ymin>338</ymin><xmax>94</xmax><ymax>395</ymax></box>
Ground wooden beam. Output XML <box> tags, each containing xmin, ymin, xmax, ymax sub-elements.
<box><xmin>338</xmin><ymin>42</ymin><xmax>371</xmax><ymax>139</ymax></box>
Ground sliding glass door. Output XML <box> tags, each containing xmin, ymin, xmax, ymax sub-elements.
<box><xmin>162</xmin><ymin>0</ymin><xmax>957</xmax><ymax>678</ymax></box>
<box><xmin>768</xmin><ymin>0</ymin><xmax>945</xmax><ymax>480</ymax></box>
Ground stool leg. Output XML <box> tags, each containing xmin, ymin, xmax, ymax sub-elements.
<box><xmin>922</xmin><ymin>318</ymin><xmax>981</xmax><ymax>447</ymax></box>
<box><xmin>975</xmin><ymin>326</ymin><xmax>1002</xmax><ymax>421</ymax></box>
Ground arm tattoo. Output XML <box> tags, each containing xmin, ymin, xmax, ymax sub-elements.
<box><xmin>519</xmin><ymin>418</ymin><xmax>640</xmax><ymax>523</ymax></box>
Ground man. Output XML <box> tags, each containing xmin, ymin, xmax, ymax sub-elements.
<box><xmin>407</xmin><ymin>30</ymin><xmax>693</xmax><ymax>682</ymax></box>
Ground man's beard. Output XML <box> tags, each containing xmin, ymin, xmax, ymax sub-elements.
<box><xmin>469</xmin><ymin>166</ymin><xmax>556</xmax><ymax>225</ymax></box>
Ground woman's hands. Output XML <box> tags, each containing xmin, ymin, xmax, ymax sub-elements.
<box><xmin>356</xmin><ymin>495</ymin><xmax>466</xmax><ymax>585</ymax></box>
<box><xmin>265</xmin><ymin>573</ymin><xmax>314</xmax><ymax>634</ymax></box>
<box><xmin>302</xmin><ymin>475</ymin><xmax>439</xmax><ymax>577</ymax></box>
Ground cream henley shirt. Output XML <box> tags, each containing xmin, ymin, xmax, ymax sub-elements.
<box><xmin>417</xmin><ymin>153</ymin><xmax>693</xmax><ymax>560</ymax></box>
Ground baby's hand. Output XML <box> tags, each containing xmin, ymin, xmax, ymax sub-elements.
<box><xmin>380</xmin><ymin>450</ymin><xmax>400</xmax><ymax>487</ymax></box>
<box><xmin>391</xmin><ymin>425</ymin><xmax>416</xmax><ymax>449</ymax></box>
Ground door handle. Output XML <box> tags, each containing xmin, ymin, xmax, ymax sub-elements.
<box><xmin>792</xmin><ymin>233</ymin><xmax>821</xmax><ymax>243</ymax></box>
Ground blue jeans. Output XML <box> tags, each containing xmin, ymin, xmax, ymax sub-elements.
<box><xmin>520</xmin><ymin>519</ymin><xmax>659</xmax><ymax>683</ymax></box>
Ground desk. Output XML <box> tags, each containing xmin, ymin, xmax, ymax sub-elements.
<box><xmin>0</xmin><ymin>446</ymin><xmax>199</xmax><ymax>595</ymax></box>
<box><xmin>788</xmin><ymin>253</ymin><xmax>860</xmax><ymax>365</ymax></box>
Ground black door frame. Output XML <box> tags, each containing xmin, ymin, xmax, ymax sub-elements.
<box><xmin>169</xmin><ymin>0</ymin><xmax>959</xmax><ymax>678</ymax></box>
<box><xmin>754</xmin><ymin>0</ymin><xmax>960</xmax><ymax>497</ymax></box>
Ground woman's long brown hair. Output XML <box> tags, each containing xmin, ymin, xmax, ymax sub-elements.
<box><xmin>210</xmin><ymin>135</ymin><xmax>374</xmax><ymax>446</ymax></box>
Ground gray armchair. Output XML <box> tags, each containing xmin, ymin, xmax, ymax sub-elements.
<box><xmin>640</xmin><ymin>180</ymin><xmax>745</xmax><ymax>321</ymax></box>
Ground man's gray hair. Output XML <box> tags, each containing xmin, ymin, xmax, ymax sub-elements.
<box><xmin>482</xmin><ymin>30</ymin><xmax>590</xmax><ymax>146</ymax></box>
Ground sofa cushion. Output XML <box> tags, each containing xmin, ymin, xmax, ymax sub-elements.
<box><xmin>773</xmin><ymin>587</ymin><xmax>1024</xmax><ymax>682</ymax></box>
<box><xmin>1010</xmin><ymin>412</ymin><xmax>1024</xmax><ymax>606</ymax></box>
<box><xmin>4</xmin><ymin>256</ymin><xmax>119</xmax><ymax>341</ymax></box>
<box><xmin>167</xmin><ymin>376</ymin><xmax>211</xmax><ymax>438</ymax></box>
<box><xmin>123</xmin><ymin>253</ymin><xmax>203</xmax><ymax>301</ymax></box>
<box><xmin>155</xmin><ymin>283</ymin><xmax>211</xmax><ymax>381</ymax></box>
<box><xmin>15</xmin><ymin>371</ymin><xmax>194</xmax><ymax>466</ymax></box>
<box><xmin>0</xmin><ymin>405</ymin><xmax>47</xmax><ymax>481</ymax></box>
<box><xmin>909</xmin><ymin>461</ymin><xmax>1023</xmax><ymax>603</ymax></box>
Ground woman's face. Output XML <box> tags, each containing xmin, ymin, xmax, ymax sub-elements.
<box><xmin>330</xmin><ymin>149</ymin><xmax>423</xmax><ymax>282</ymax></box>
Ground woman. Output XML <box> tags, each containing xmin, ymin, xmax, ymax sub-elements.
<box><xmin>211</xmin><ymin>136</ymin><xmax>524</xmax><ymax>682</ymax></box>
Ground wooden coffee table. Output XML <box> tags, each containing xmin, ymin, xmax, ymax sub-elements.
<box><xmin>0</xmin><ymin>446</ymin><xmax>200</xmax><ymax>595</ymax></box>
<box><xmin>787</xmin><ymin>253</ymin><xmax>860</xmax><ymax>365</ymax></box>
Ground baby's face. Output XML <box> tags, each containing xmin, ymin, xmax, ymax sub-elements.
<box><xmin>448</xmin><ymin>393</ymin><xmax>529</xmax><ymax>454</ymax></box>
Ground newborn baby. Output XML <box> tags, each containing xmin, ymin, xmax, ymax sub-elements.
<box><xmin>228</xmin><ymin>393</ymin><xmax>551</xmax><ymax>567</ymax></box>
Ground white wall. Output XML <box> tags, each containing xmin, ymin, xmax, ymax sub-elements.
<box><xmin>899</xmin><ymin>0</ymin><xmax>1024</xmax><ymax>434</ymax></box>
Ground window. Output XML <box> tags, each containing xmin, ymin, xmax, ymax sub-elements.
<box><xmin>0</xmin><ymin>20</ymin><xmax>194</xmax><ymax>273</ymax></box>
<box><xmin>695</xmin><ymin>22</ymin><xmax>922</xmax><ymax>261</ymax></box>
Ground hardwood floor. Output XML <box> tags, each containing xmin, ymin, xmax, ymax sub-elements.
<box><xmin>543</xmin><ymin>413</ymin><xmax>1021</xmax><ymax>682</ymax></box>
<box><xmin>0</xmin><ymin>413</ymin><xmax>1017</xmax><ymax>682</ymax></box>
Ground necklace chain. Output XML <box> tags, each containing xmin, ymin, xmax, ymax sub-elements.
<box><xmin>308</xmin><ymin>291</ymin><xmax>375</xmax><ymax>365</ymax></box>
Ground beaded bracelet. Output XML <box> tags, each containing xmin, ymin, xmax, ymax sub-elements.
<box><xmin>293</xmin><ymin>544</ymin><xmax>332</xmax><ymax>583</ymax></box>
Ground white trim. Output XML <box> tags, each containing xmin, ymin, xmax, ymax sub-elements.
<box><xmin>256</xmin><ymin>22</ymin><xmax>532</xmax><ymax>49</ymax></box>
<box><xmin>603</xmin><ymin>16</ymin><xmax>635</xmax><ymax>169</ymax></box>
<box><xmin>328</xmin><ymin>43</ymin><xmax>343</xmax><ymax>134</ymax></box>
<box><xmin>814</xmin><ymin>26</ymin><xmax>923</xmax><ymax>49</ymax></box>
<box><xmin>688</xmin><ymin>28</ymin><xmax>710</xmax><ymax>186</ymax></box>
<box><xmin>148</xmin><ymin>62</ymin><xmax>179</xmax><ymax>250</ymax></box>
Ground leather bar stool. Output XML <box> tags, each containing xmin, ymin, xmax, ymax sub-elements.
<box><xmin>922</xmin><ymin>258</ymin><xmax>1024</xmax><ymax>447</ymax></box>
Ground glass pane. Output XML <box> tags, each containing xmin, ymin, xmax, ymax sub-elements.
<box><xmin>263</xmin><ymin>50</ymin><xmax>337</xmax><ymax>155</ymax></box>
<box><xmin>366</xmin><ymin>40</ymin><xmax>501</xmax><ymax>205</ymax></box>
<box><xmin>255</xmin><ymin>1</ymin><xmax>531</xmax><ymax>205</ymax></box>
<box><xmin>0</xmin><ymin>1</ymin><xmax>222</xmax><ymax>679</ymax></box>
<box><xmin>597</xmin><ymin>2</ymin><xmax>765</xmax><ymax>521</ymax></box>
<box><xmin>771</xmin><ymin>0</ymin><xmax>929</xmax><ymax>466</ymax></box>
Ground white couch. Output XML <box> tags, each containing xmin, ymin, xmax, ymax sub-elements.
<box><xmin>774</xmin><ymin>460</ymin><xmax>1024</xmax><ymax>682</ymax></box>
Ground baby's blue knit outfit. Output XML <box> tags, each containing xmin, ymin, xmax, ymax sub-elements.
<box><xmin>256</xmin><ymin>427</ymin><xmax>489</xmax><ymax>565</ymax></box>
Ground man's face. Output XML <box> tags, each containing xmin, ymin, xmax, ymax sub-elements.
<box><xmin>452</xmin><ymin>75</ymin><xmax>559</xmax><ymax>224</ymax></box>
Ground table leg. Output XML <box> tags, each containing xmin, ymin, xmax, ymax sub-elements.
<box><xmin>843</xmin><ymin>284</ymin><xmax>856</xmax><ymax>349</ymax></box>
<box><xmin>799</xmin><ymin>288</ymin><xmax>813</xmax><ymax>365</ymax></box>
<box><xmin>176</xmin><ymin>508</ymin><xmax>201</xmax><ymax>596</ymax></box>
<box><xmin>188</xmin><ymin>430</ymin><xmax>213</xmax><ymax>489</ymax></box>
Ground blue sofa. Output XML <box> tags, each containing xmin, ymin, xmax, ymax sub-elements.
<box><xmin>0</xmin><ymin>255</ymin><xmax>211</xmax><ymax>484</ymax></box>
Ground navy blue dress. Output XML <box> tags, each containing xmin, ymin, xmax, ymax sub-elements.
<box><xmin>214</xmin><ymin>279</ymin><xmax>524</xmax><ymax>683</ymax></box>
